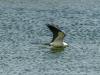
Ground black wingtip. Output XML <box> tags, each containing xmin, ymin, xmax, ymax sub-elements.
<box><xmin>46</xmin><ymin>23</ymin><xmax>63</xmax><ymax>33</ymax></box>
<box><xmin>46</xmin><ymin>23</ymin><xmax>54</xmax><ymax>26</ymax></box>
<box><xmin>46</xmin><ymin>23</ymin><xmax>60</xmax><ymax>29</ymax></box>
<box><xmin>46</xmin><ymin>24</ymin><xmax>51</xmax><ymax>27</ymax></box>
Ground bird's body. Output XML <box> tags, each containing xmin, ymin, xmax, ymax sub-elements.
<box><xmin>50</xmin><ymin>42</ymin><xmax>68</xmax><ymax>48</ymax></box>
<box><xmin>46</xmin><ymin>24</ymin><xmax>68</xmax><ymax>48</ymax></box>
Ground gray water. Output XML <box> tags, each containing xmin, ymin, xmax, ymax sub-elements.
<box><xmin>0</xmin><ymin>0</ymin><xmax>100</xmax><ymax>75</ymax></box>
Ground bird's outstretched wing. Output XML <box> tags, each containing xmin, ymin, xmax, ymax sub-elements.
<box><xmin>46</xmin><ymin>24</ymin><xmax>65</xmax><ymax>42</ymax></box>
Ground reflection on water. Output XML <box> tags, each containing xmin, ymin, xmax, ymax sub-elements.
<box><xmin>50</xmin><ymin>47</ymin><xmax>65</xmax><ymax>53</ymax></box>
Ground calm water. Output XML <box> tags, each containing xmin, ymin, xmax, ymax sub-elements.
<box><xmin>0</xmin><ymin>0</ymin><xmax>100</xmax><ymax>75</ymax></box>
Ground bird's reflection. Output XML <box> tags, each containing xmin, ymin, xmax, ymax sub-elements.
<box><xmin>50</xmin><ymin>47</ymin><xmax>65</xmax><ymax>53</ymax></box>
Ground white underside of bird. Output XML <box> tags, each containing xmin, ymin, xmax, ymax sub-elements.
<box><xmin>50</xmin><ymin>42</ymin><xmax>68</xmax><ymax>47</ymax></box>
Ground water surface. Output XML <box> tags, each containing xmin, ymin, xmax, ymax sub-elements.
<box><xmin>0</xmin><ymin>0</ymin><xmax>100</xmax><ymax>75</ymax></box>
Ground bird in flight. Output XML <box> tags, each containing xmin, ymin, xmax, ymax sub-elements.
<box><xmin>46</xmin><ymin>24</ymin><xmax>68</xmax><ymax>48</ymax></box>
